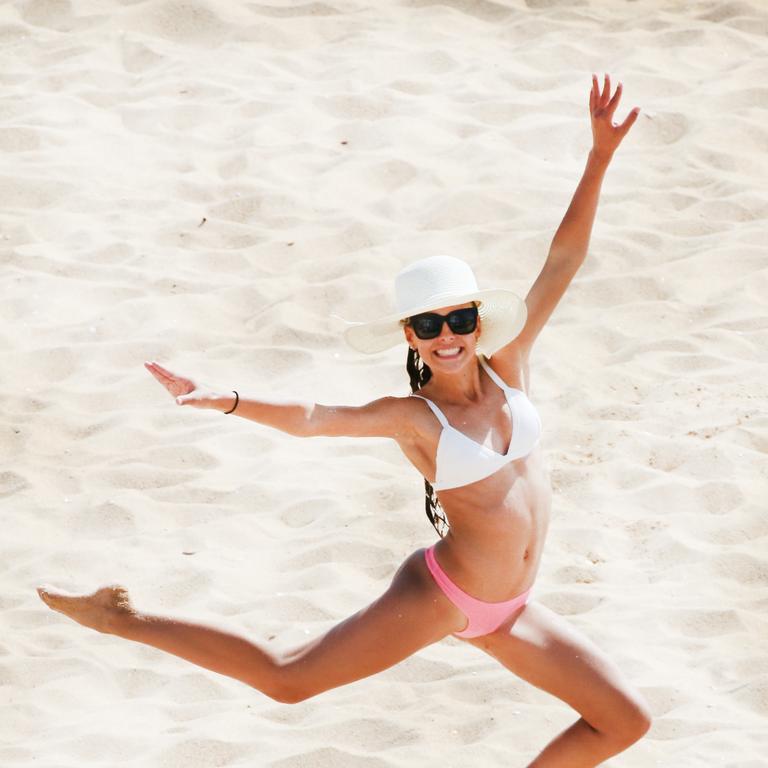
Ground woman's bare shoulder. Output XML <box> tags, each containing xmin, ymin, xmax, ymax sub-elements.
<box><xmin>393</xmin><ymin>391</ymin><xmax>444</xmax><ymax>440</ymax></box>
<box><xmin>364</xmin><ymin>393</ymin><xmax>439</xmax><ymax>439</ymax></box>
<box><xmin>485</xmin><ymin>343</ymin><xmax>532</xmax><ymax>393</ymax></box>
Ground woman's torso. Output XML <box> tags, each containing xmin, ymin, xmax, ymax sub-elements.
<box><xmin>396</xmin><ymin>352</ymin><xmax>551</xmax><ymax>601</ymax></box>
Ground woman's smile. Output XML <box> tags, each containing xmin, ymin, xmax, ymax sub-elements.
<box><xmin>433</xmin><ymin>346</ymin><xmax>464</xmax><ymax>359</ymax></box>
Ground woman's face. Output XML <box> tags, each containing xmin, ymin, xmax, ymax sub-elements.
<box><xmin>403</xmin><ymin>302</ymin><xmax>481</xmax><ymax>372</ymax></box>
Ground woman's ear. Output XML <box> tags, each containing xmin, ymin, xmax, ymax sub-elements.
<box><xmin>403</xmin><ymin>325</ymin><xmax>415</xmax><ymax>350</ymax></box>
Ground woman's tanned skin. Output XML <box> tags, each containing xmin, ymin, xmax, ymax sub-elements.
<box><xmin>38</xmin><ymin>75</ymin><xmax>649</xmax><ymax>767</ymax></box>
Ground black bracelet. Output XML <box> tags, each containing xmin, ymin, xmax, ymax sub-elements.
<box><xmin>224</xmin><ymin>390</ymin><xmax>239</xmax><ymax>415</ymax></box>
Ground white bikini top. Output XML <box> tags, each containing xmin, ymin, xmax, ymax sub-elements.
<box><xmin>411</xmin><ymin>355</ymin><xmax>542</xmax><ymax>491</ymax></box>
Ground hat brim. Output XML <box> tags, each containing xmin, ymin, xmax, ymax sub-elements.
<box><xmin>341</xmin><ymin>288</ymin><xmax>527</xmax><ymax>356</ymax></box>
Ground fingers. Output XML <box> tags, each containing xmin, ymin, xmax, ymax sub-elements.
<box><xmin>144</xmin><ymin>361</ymin><xmax>190</xmax><ymax>398</ymax></box>
<box><xmin>144</xmin><ymin>361</ymin><xmax>174</xmax><ymax>381</ymax></box>
<box><xmin>589</xmin><ymin>74</ymin><xmax>640</xmax><ymax>151</ymax></box>
<box><xmin>144</xmin><ymin>362</ymin><xmax>168</xmax><ymax>387</ymax></box>
<box><xmin>591</xmin><ymin>73</ymin><xmax>640</xmax><ymax>124</ymax></box>
<box><xmin>618</xmin><ymin>106</ymin><xmax>641</xmax><ymax>137</ymax></box>
<box><xmin>605</xmin><ymin>81</ymin><xmax>622</xmax><ymax>119</ymax></box>
<box><xmin>591</xmin><ymin>73</ymin><xmax>622</xmax><ymax>115</ymax></box>
<box><xmin>145</xmin><ymin>361</ymin><xmax>188</xmax><ymax>391</ymax></box>
<box><xmin>591</xmin><ymin>73</ymin><xmax>611</xmax><ymax>111</ymax></box>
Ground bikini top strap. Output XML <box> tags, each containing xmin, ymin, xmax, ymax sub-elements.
<box><xmin>410</xmin><ymin>393</ymin><xmax>449</xmax><ymax>428</ymax></box>
<box><xmin>479</xmin><ymin>354</ymin><xmax>511</xmax><ymax>391</ymax></box>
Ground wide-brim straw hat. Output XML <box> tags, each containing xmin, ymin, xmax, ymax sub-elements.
<box><xmin>341</xmin><ymin>255</ymin><xmax>527</xmax><ymax>356</ymax></box>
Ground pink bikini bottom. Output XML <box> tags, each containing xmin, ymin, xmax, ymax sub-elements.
<box><xmin>424</xmin><ymin>545</ymin><xmax>532</xmax><ymax>639</ymax></box>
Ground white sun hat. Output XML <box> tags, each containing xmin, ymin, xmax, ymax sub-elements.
<box><xmin>342</xmin><ymin>255</ymin><xmax>527</xmax><ymax>356</ymax></box>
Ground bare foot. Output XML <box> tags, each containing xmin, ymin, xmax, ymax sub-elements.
<box><xmin>37</xmin><ymin>584</ymin><xmax>137</xmax><ymax>635</ymax></box>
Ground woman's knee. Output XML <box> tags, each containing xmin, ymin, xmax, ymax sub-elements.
<box><xmin>599</xmin><ymin>688</ymin><xmax>653</xmax><ymax>745</ymax></box>
<box><xmin>265</xmin><ymin>649</ymin><xmax>335</xmax><ymax>704</ymax></box>
<box><xmin>268</xmin><ymin>684</ymin><xmax>309</xmax><ymax>705</ymax></box>
<box><xmin>257</xmin><ymin>673</ymin><xmax>307</xmax><ymax>704</ymax></box>
<box><xmin>627</xmin><ymin>692</ymin><xmax>653</xmax><ymax>740</ymax></box>
<box><xmin>237</xmin><ymin>652</ymin><xmax>304</xmax><ymax>704</ymax></box>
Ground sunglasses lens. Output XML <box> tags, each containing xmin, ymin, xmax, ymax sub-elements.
<box><xmin>448</xmin><ymin>308</ymin><xmax>478</xmax><ymax>334</ymax></box>
<box><xmin>410</xmin><ymin>307</ymin><xmax>478</xmax><ymax>339</ymax></box>
<box><xmin>411</xmin><ymin>314</ymin><xmax>442</xmax><ymax>339</ymax></box>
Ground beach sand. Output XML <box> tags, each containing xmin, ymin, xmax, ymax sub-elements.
<box><xmin>2</xmin><ymin>0</ymin><xmax>767</xmax><ymax>765</ymax></box>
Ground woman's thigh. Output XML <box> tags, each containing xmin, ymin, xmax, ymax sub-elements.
<box><xmin>462</xmin><ymin>600</ymin><xmax>652</xmax><ymax>736</ymax></box>
<box><xmin>277</xmin><ymin>547</ymin><xmax>467</xmax><ymax>702</ymax></box>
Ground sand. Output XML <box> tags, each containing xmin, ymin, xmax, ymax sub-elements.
<box><xmin>2</xmin><ymin>0</ymin><xmax>767</xmax><ymax>766</ymax></box>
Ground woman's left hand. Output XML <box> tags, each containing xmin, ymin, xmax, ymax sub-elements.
<box><xmin>589</xmin><ymin>73</ymin><xmax>640</xmax><ymax>162</ymax></box>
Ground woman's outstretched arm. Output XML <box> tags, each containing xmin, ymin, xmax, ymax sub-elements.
<box><xmin>144</xmin><ymin>361</ymin><xmax>410</xmax><ymax>439</ymax></box>
<box><xmin>505</xmin><ymin>73</ymin><xmax>640</xmax><ymax>358</ymax></box>
<box><xmin>547</xmin><ymin>74</ymin><xmax>640</xmax><ymax>265</ymax></box>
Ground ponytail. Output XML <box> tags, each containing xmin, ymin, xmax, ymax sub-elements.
<box><xmin>407</xmin><ymin>348</ymin><xmax>449</xmax><ymax>538</ymax></box>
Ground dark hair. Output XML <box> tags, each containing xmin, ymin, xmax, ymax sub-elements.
<box><xmin>407</xmin><ymin>347</ymin><xmax>449</xmax><ymax>538</ymax></box>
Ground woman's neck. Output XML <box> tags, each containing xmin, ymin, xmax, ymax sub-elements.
<box><xmin>426</xmin><ymin>354</ymin><xmax>485</xmax><ymax>404</ymax></box>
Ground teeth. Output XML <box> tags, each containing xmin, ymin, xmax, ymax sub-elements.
<box><xmin>435</xmin><ymin>348</ymin><xmax>460</xmax><ymax>357</ymax></box>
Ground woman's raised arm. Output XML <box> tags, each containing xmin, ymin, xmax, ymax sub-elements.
<box><xmin>501</xmin><ymin>74</ymin><xmax>640</xmax><ymax>361</ymax></box>
<box><xmin>144</xmin><ymin>361</ymin><xmax>409</xmax><ymax>440</ymax></box>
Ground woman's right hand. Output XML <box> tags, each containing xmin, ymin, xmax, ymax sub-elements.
<box><xmin>589</xmin><ymin>73</ymin><xmax>640</xmax><ymax>162</ymax></box>
<box><xmin>144</xmin><ymin>361</ymin><xmax>232</xmax><ymax>411</ymax></box>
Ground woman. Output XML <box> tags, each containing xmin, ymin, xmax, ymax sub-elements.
<box><xmin>38</xmin><ymin>74</ymin><xmax>649</xmax><ymax>766</ymax></box>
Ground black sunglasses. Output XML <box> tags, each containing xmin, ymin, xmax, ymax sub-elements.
<box><xmin>407</xmin><ymin>306</ymin><xmax>478</xmax><ymax>340</ymax></box>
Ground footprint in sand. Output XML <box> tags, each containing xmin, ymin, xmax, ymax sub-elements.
<box><xmin>19</xmin><ymin>0</ymin><xmax>76</xmax><ymax>32</ymax></box>
<box><xmin>280</xmin><ymin>501</ymin><xmax>321</xmax><ymax>528</ymax></box>
<box><xmin>119</xmin><ymin>39</ymin><xmax>163</xmax><ymax>73</ymax></box>
<box><xmin>69</xmin><ymin>502</ymin><xmax>137</xmax><ymax>537</ymax></box>
<box><xmin>539</xmin><ymin>590</ymin><xmax>602</xmax><ymax>616</ymax></box>
<box><xmin>714</xmin><ymin>552</ymin><xmax>768</xmax><ymax>586</ymax></box>
<box><xmin>0</xmin><ymin>126</ymin><xmax>41</xmax><ymax>152</ymax></box>
<box><xmin>641</xmin><ymin>684</ymin><xmax>694</xmax><ymax>717</ymax></box>
<box><xmin>693</xmin><ymin>480</ymin><xmax>745</xmax><ymax>515</ymax></box>
<box><xmin>665</xmin><ymin>608</ymin><xmax>745</xmax><ymax>638</ymax></box>
<box><xmin>697</xmin><ymin>2</ymin><xmax>761</xmax><ymax>23</ymax></box>
<box><xmin>638</xmin><ymin>111</ymin><xmax>689</xmax><ymax>145</ymax></box>
<box><xmin>410</xmin><ymin>0</ymin><xmax>510</xmax><ymax>22</ymax></box>
<box><xmin>248</xmin><ymin>3</ymin><xmax>340</xmax><ymax>18</ymax></box>
<box><xmin>134</xmin><ymin>0</ymin><xmax>231</xmax><ymax>45</ymax></box>
<box><xmin>0</xmin><ymin>470</ymin><xmax>29</xmax><ymax>499</ymax></box>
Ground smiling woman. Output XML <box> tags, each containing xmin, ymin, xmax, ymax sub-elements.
<box><xmin>37</xmin><ymin>74</ymin><xmax>650</xmax><ymax>768</ymax></box>
<box><xmin>344</xmin><ymin>256</ymin><xmax>528</xmax><ymax>358</ymax></box>
<box><xmin>341</xmin><ymin>255</ymin><xmax>534</xmax><ymax>536</ymax></box>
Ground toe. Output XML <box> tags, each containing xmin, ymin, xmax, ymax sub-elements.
<box><xmin>37</xmin><ymin>585</ymin><xmax>53</xmax><ymax>602</ymax></box>
<box><xmin>38</xmin><ymin>591</ymin><xmax>59</xmax><ymax>609</ymax></box>
<box><xmin>37</xmin><ymin>585</ymin><xmax>70</xmax><ymax>611</ymax></box>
